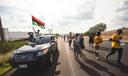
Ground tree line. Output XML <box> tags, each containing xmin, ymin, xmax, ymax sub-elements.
<box><xmin>84</xmin><ymin>23</ymin><xmax>107</xmax><ymax>36</ymax></box>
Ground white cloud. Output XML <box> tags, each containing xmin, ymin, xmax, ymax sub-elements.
<box><xmin>106</xmin><ymin>0</ymin><xmax>128</xmax><ymax>30</ymax></box>
<box><xmin>0</xmin><ymin>0</ymin><xmax>128</xmax><ymax>34</ymax></box>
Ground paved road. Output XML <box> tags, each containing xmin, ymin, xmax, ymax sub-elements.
<box><xmin>5</xmin><ymin>37</ymin><xmax>128</xmax><ymax>76</ymax></box>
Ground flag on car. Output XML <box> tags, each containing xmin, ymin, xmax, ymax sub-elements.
<box><xmin>32</xmin><ymin>15</ymin><xmax>45</xmax><ymax>29</ymax></box>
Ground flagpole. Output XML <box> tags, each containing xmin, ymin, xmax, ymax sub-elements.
<box><xmin>32</xmin><ymin>27</ymin><xmax>36</xmax><ymax>34</ymax></box>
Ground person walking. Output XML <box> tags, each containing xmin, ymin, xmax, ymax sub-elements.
<box><xmin>68</xmin><ymin>32</ymin><xmax>73</xmax><ymax>48</ymax></box>
<box><xmin>93</xmin><ymin>31</ymin><xmax>103</xmax><ymax>60</ymax></box>
<box><xmin>73</xmin><ymin>34</ymin><xmax>81</xmax><ymax>57</ymax></box>
<box><xmin>79</xmin><ymin>34</ymin><xmax>85</xmax><ymax>50</ymax></box>
<box><xmin>64</xmin><ymin>35</ymin><xmax>66</xmax><ymax>41</ymax></box>
<box><xmin>105</xmin><ymin>29</ymin><xmax>123</xmax><ymax>64</ymax></box>
<box><xmin>89</xmin><ymin>33</ymin><xmax>95</xmax><ymax>46</ymax></box>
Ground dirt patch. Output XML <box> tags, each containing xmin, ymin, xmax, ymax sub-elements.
<box><xmin>102</xmin><ymin>28</ymin><xmax>128</xmax><ymax>41</ymax></box>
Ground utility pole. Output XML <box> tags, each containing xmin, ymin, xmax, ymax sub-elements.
<box><xmin>0</xmin><ymin>16</ymin><xmax>5</xmax><ymax>41</ymax></box>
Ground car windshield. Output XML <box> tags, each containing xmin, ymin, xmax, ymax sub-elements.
<box><xmin>31</xmin><ymin>37</ymin><xmax>51</xmax><ymax>44</ymax></box>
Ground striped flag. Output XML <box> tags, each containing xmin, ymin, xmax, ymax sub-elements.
<box><xmin>32</xmin><ymin>15</ymin><xmax>45</xmax><ymax>29</ymax></box>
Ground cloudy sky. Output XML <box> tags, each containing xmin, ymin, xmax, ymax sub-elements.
<box><xmin>0</xmin><ymin>0</ymin><xmax>128</xmax><ymax>34</ymax></box>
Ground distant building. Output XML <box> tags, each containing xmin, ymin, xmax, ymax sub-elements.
<box><xmin>0</xmin><ymin>28</ymin><xmax>29</xmax><ymax>41</ymax></box>
<box><xmin>3</xmin><ymin>28</ymin><xmax>10</xmax><ymax>41</ymax></box>
<box><xmin>48</xmin><ymin>29</ymin><xmax>53</xmax><ymax>34</ymax></box>
<box><xmin>8</xmin><ymin>32</ymin><xmax>29</xmax><ymax>41</ymax></box>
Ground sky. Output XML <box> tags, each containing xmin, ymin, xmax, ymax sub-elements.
<box><xmin>0</xmin><ymin>0</ymin><xmax>128</xmax><ymax>34</ymax></box>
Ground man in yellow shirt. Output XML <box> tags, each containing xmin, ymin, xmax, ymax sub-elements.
<box><xmin>94</xmin><ymin>31</ymin><xmax>103</xmax><ymax>60</ymax></box>
<box><xmin>106</xmin><ymin>29</ymin><xmax>123</xmax><ymax>64</ymax></box>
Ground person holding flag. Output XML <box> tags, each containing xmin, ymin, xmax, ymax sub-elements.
<box><xmin>32</xmin><ymin>15</ymin><xmax>45</xmax><ymax>36</ymax></box>
<box><xmin>32</xmin><ymin>27</ymin><xmax>40</xmax><ymax>37</ymax></box>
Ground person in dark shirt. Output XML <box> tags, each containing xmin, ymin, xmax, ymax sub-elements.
<box><xmin>89</xmin><ymin>33</ymin><xmax>95</xmax><ymax>46</ymax></box>
<box><xmin>28</xmin><ymin>32</ymin><xmax>34</xmax><ymax>42</ymax></box>
<box><xmin>64</xmin><ymin>35</ymin><xmax>66</xmax><ymax>41</ymax></box>
<box><xmin>79</xmin><ymin>34</ymin><xmax>85</xmax><ymax>50</ymax></box>
<box><xmin>73</xmin><ymin>34</ymin><xmax>80</xmax><ymax>56</ymax></box>
<box><xmin>68</xmin><ymin>32</ymin><xmax>73</xmax><ymax>48</ymax></box>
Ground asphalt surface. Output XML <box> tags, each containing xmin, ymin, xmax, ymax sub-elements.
<box><xmin>5</xmin><ymin>37</ymin><xmax>128</xmax><ymax>76</ymax></box>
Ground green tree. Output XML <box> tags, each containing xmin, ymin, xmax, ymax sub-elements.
<box><xmin>86</xmin><ymin>23</ymin><xmax>107</xmax><ymax>35</ymax></box>
<box><xmin>84</xmin><ymin>32</ymin><xmax>88</xmax><ymax>36</ymax></box>
<box><xmin>95</xmin><ymin>23</ymin><xmax>106</xmax><ymax>32</ymax></box>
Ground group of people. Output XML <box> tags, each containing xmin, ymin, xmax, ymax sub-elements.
<box><xmin>65</xmin><ymin>32</ymin><xmax>85</xmax><ymax>57</ymax></box>
<box><xmin>66</xmin><ymin>29</ymin><xmax>124</xmax><ymax>64</ymax></box>
<box><xmin>73</xmin><ymin>33</ymin><xmax>85</xmax><ymax>56</ymax></box>
<box><xmin>93</xmin><ymin>29</ymin><xmax>124</xmax><ymax>64</ymax></box>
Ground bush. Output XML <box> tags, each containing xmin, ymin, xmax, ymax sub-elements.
<box><xmin>0</xmin><ymin>52</ymin><xmax>12</xmax><ymax>75</ymax></box>
<box><xmin>0</xmin><ymin>40</ymin><xmax>26</xmax><ymax>53</ymax></box>
<box><xmin>0</xmin><ymin>40</ymin><xmax>26</xmax><ymax>75</ymax></box>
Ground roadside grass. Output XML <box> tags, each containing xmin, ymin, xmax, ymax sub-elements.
<box><xmin>0</xmin><ymin>52</ymin><xmax>12</xmax><ymax>76</ymax></box>
<box><xmin>0</xmin><ymin>63</ymin><xmax>12</xmax><ymax>76</ymax></box>
<box><xmin>0</xmin><ymin>40</ymin><xmax>27</xmax><ymax>53</ymax></box>
<box><xmin>0</xmin><ymin>40</ymin><xmax>27</xmax><ymax>76</ymax></box>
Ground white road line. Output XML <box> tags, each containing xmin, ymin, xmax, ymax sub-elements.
<box><xmin>64</xmin><ymin>42</ymin><xmax>76</xmax><ymax>76</ymax></box>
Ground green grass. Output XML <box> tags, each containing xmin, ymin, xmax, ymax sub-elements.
<box><xmin>0</xmin><ymin>40</ymin><xmax>27</xmax><ymax>53</ymax></box>
<box><xmin>0</xmin><ymin>40</ymin><xmax>27</xmax><ymax>75</ymax></box>
<box><xmin>0</xmin><ymin>52</ymin><xmax>12</xmax><ymax>76</ymax></box>
<box><xmin>0</xmin><ymin>63</ymin><xmax>12</xmax><ymax>76</ymax></box>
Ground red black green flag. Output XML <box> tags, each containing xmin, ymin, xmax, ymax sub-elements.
<box><xmin>32</xmin><ymin>15</ymin><xmax>45</xmax><ymax>29</ymax></box>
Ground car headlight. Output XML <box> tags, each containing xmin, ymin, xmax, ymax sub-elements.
<box><xmin>37</xmin><ymin>51</ymin><xmax>44</xmax><ymax>56</ymax></box>
<box><xmin>37</xmin><ymin>48</ymin><xmax>48</xmax><ymax>56</ymax></box>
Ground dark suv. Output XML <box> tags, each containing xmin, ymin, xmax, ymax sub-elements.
<box><xmin>9</xmin><ymin>35</ymin><xmax>58</xmax><ymax>68</ymax></box>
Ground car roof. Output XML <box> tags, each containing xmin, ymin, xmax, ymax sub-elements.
<box><xmin>35</xmin><ymin>35</ymin><xmax>54</xmax><ymax>38</ymax></box>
